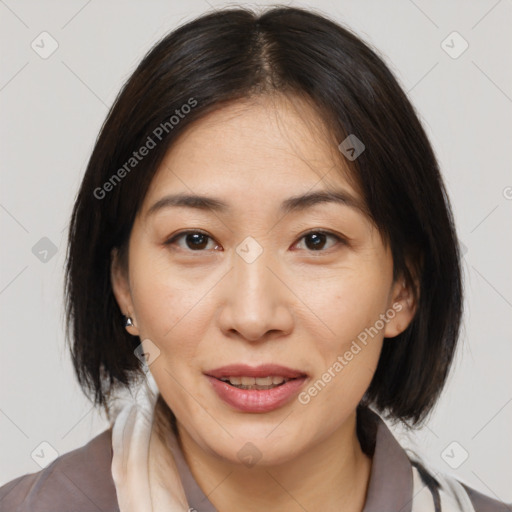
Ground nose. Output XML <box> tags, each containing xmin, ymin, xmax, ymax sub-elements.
<box><xmin>217</xmin><ymin>246</ymin><xmax>295</xmax><ymax>343</ymax></box>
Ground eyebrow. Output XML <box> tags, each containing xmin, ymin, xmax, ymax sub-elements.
<box><xmin>145</xmin><ymin>189</ymin><xmax>366</xmax><ymax>218</ymax></box>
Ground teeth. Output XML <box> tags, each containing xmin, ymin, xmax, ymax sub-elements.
<box><xmin>255</xmin><ymin>377</ymin><xmax>273</xmax><ymax>386</ymax></box>
<box><xmin>220</xmin><ymin>376</ymin><xmax>289</xmax><ymax>386</ymax></box>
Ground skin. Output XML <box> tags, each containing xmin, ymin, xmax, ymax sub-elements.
<box><xmin>111</xmin><ymin>94</ymin><xmax>417</xmax><ymax>512</ymax></box>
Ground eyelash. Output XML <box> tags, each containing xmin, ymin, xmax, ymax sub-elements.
<box><xmin>164</xmin><ymin>229</ymin><xmax>346</xmax><ymax>253</ymax></box>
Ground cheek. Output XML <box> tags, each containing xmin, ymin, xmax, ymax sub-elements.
<box><xmin>296</xmin><ymin>262</ymin><xmax>392</xmax><ymax>347</ymax></box>
<box><xmin>294</xmin><ymin>262</ymin><xmax>390</xmax><ymax>411</ymax></box>
<box><xmin>128</xmin><ymin>245</ymin><xmax>210</xmax><ymax>341</ymax></box>
<box><xmin>293</xmin><ymin>334</ymin><xmax>383</xmax><ymax>448</ymax></box>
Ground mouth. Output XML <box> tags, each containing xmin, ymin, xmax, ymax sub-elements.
<box><xmin>204</xmin><ymin>364</ymin><xmax>308</xmax><ymax>412</ymax></box>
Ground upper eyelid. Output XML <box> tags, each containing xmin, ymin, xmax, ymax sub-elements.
<box><xmin>165</xmin><ymin>229</ymin><xmax>211</xmax><ymax>244</ymax></box>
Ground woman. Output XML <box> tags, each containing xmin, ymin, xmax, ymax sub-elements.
<box><xmin>0</xmin><ymin>6</ymin><xmax>509</xmax><ymax>512</ymax></box>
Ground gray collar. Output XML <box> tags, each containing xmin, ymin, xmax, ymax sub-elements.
<box><xmin>362</xmin><ymin>409</ymin><xmax>413</xmax><ymax>512</ymax></box>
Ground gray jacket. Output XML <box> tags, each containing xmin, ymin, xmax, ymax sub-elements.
<box><xmin>0</xmin><ymin>411</ymin><xmax>509</xmax><ymax>511</ymax></box>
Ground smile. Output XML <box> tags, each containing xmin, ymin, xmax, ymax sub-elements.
<box><xmin>204</xmin><ymin>364</ymin><xmax>308</xmax><ymax>412</ymax></box>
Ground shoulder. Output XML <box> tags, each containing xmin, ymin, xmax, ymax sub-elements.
<box><xmin>361</xmin><ymin>407</ymin><xmax>511</xmax><ymax>512</ymax></box>
<box><xmin>462</xmin><ymin>482</ymin><xmax>512</xmax><ymax>512</ymax></box>
<box><xmin>0</xmin><ymin>428</ymin><xmax>119</xmax><ymax>512</ymax></box>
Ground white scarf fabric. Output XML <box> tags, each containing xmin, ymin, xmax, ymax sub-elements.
<box><xmin>409</xmin><ymin>456</ymin><xmax>476</xmax><ymax>511</ymax></box>
<box><xmin>110</xmin><ymin>370</ymin><xmax>190</xmax><ymax>511</ymax></box>
<box><xmin>109</xmin><ymin>371</ymin><xmax>475</xmax><ymax>512</ymax></box>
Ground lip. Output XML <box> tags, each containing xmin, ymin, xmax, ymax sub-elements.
<box><xmin>204</xmin><ymin>364</ymin><xmax>307</xmax><ymax>379</ymax></box>
<box><xmin>204</xmin><ymin>364</ymin><xmax>308</xmax><ymax>413</ymax></box>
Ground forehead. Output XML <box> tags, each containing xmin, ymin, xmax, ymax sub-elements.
<box><xmin>140</xmin><ymin>95</ymin><xmax>361</xmax><ymax>217</ymax></box>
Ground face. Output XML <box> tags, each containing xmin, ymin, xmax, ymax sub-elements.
<box><xmin>111</xmin><ymin>94</ymin><xmax>416</xmax><ymax>467</ymax></box>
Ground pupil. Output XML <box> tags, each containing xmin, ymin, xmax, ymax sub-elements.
<box><xmin>187</xmin><ymin>233</ymin><xmax>208</xmax><ymax>250</ymax></box>
<box><xmin>306</xmin><ymin>233</ymin><xmax>325</xmax><ymax>250</ymax></box>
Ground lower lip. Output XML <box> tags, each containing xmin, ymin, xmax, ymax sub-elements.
<box><xmin>205</xmin><ymin>376</ymin><xmax>307</xmax><ymax>413</ymax></box>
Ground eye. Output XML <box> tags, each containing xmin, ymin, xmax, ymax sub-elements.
<box><xmin>164</xmin><ymin>229</ymin><xmax>346</xmax><ymax>253</ymax></box>
<box><xmin>293</xmin><ymin>230</ymin><xmax>345</xmax><ymax>252</ymax></box>
<box><xmin>164</xmin><ymin>230</ymin><xmax>221</xmax><ymax>251</ymax></box>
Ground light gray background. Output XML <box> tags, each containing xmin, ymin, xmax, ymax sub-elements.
<box><xmin>1</xmin><ymin>0</ymin><xmax>511</xmax><ymax>503</ymax></box>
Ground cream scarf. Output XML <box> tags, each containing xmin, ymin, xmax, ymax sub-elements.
<box><xmin>108</xmin><ymin>371</ymin><xmax>475</xmax><ymax>512</ymax></box>
<box><xmin>110</xmin><ymin>370</ymin><xmax>189</xmax><ymax>511</ymax></box>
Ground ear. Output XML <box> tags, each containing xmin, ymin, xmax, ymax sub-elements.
<box><xmin>383</xmin><ymin>276</ymin><xmax>419</xmax><ymax>338</ymax></box>
<box><xmin>110</xmin><ymin>247</ymin><xmax>139</xmax><ymax>336</ymax></box>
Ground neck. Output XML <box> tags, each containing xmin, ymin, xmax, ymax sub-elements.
<box><xmin>176</xmin><ymin>410</ymin><xmax>373</xmax><ymax>512</ymax></box>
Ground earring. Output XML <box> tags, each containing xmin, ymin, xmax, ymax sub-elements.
<box><xmin>124</xmin><ymin>316</ymin><xmax>134</xmax><ymax>327</ymax></box>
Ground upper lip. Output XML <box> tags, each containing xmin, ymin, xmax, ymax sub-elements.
<box><xmin>205</xmin><ymin>364</ymin><xmax>307</xmax><ymax>379</ymax></box>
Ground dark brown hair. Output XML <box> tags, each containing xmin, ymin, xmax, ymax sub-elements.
<box><xmin>64</xmin><ymin>5</ymin><xmax>463</xmax><ymax>427</ymax></box>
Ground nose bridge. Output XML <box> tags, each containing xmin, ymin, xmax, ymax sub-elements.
<box><xmin>219</xmin><ymin>236</ymin><xmax>293</xmax><ymax>341</ymax></box>
<box><xmin>233</xmin><ymin>236</ymin><xmax>279</xmax><ymax>307</ymax></box>
<box><xmin>234</xmin><ymin>240</ymin><xmax>274</xmax><ymax>298</ymax></box>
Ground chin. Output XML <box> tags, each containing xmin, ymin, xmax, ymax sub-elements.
<box><xmin>200</xmin><ymin>424</ymin><xmax>306</xmax><ymax>467</ymax></box>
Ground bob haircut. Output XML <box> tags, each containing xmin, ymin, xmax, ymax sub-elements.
<box><xmin>64</xmin><ymin>5</ymin><xmax>463</xmax><ymax>428</ymax></box>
